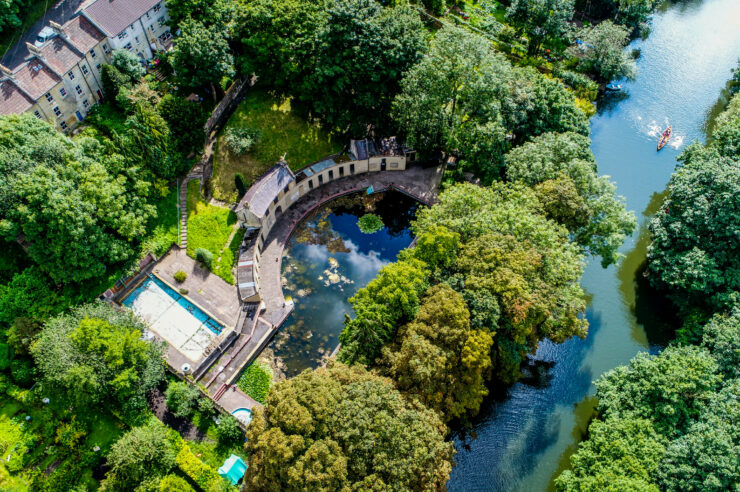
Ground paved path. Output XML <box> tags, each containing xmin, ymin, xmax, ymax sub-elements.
<box><xmin>1</xmin><ymin>0</ymin><xmax>86</xmax><ymax>69</ymax></box>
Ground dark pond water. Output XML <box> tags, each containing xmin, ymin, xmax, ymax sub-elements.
<box><xmin>271</xmin><ymin>191</ymin><xmax>419</xmax><ymax>377</ymax></box>
<box><xmin>447</xmin><ymin>1</ymin><xmax>740</xmax><ymax>490</ymax></box>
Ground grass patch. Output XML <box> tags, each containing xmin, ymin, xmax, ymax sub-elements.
<box><xmin>236</xmin><ymin>363</ymin><xmax>273</xmax><ymax>404</ymax></box>
<box><xmin>186</xmin><ymin>180</ymin><xmax>239</xmax><ymax>284</ymax></box>
<box><xmin>0</xmin><ymin>0</ymin><xmax>51</xmax><ymax>54</ymax></box>
<box><xmin>212</xmin><ymin>89</ymin><xmax>342</xmax><ymax>202</ymax></box>
<box><xmin>141</xmin><ymin>186</ymin><xmax>180</xmax><ymax>257</ymax></box>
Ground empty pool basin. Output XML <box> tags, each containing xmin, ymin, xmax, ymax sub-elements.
<box><xmin>232</xmin><ymin>408</ymin><xmax>252</xmax><ymax>425</ymax></box>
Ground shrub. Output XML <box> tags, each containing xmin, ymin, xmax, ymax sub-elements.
<box><xmin>195</xmin><ymin>248</ymin><xmax>213</xmax><ymax>268</ymax></box>
<box><xmin>358</xmin><ymin>213</ymin><xmax>384</xmax><ymax>234</ymax></box>
<box><xmin>174</xmin><ymin>440</ymin><xmax>231</xmax><ymax>491</ymax></box>
<box><xmin>174</xmin><ymin>271</ymin><xmax>187</xmax><ymax>283</ymax></box>
<box><xmin>160</xmin><ymin>474</ymin><xmax>195</xmax><ymax>492</ymax></box>
<box><xmin>179</xmin><ymin>288</ymin><xmax>189</xmax><ymax>295</ymax></box>
<box><xmin>165</xmin><ymin>381</ymin><xmax>201</xmax><ymax>418</ymax></box>
<box><xmin>234</xmin><ymin>173</ymin><xmax>247</xmax><ymax>198</ymax></box>
<box><xmin>10</xmin><ymin>358</ymin><xmax>33</xmax><ymax>387</ymax></box>
<box><xmin>216</xmin><ymin>415</ymin><xmax>244</xmax><ymax>447</ymax></box>
<box><xmin>223</xmin><ymin>127</ymin><xmax>260</xmax><ymax>155</ymax></box>
<box><xmin>236</xmin><ymin>363</ymin><xmax>272</xmax><ymax>404</ymax></box>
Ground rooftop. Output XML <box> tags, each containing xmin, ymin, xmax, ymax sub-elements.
<box><xmin>12</xmin><ymin>60</ymin><xmax>61</xmax><ymax>99</ymax></box>
<box><xmin>62</xmin><ymin>16</ymin><xmax>106</xmax><ymax>53</ymax></box>
<box><xmin>350</xmin><ymin>136</ymin><xmax>404</xmax><ymax>160</ymax></box>
<box><xmin>37</xmin><ymin>37</ymin><xmax>83</xmax><ymax>74</ymax></box>
<box><xmin>0</xmin><ymin>80</ymin><xmax>34</xmax><ymax>115</ymax></box>
<box><xmin>236</xmin><ymin>161</ymin><xmax>295</xmax><ymax>219</ymax></box>
<box><xmin>83</xmin><ymin>0</ymin><xmax>161</xmax><ymax>36</ymax></box>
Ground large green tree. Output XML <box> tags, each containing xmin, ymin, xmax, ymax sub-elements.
<box><xmin>31</xmin><ymin>303</ymin><xmax>165</xmax><ymax>419</ymax></box>
<box><xmin>572</xmin><ymin>20</ymin><xmax>636</xmax><ymax>81</ymax></box>
<box><xmin>505</xmin><ymin>132</ymin><xmax>636</xmax><ymax>266</ymax></box>
<box><xmin>170</xmin><ymin>18</ymin><xmax>235</xmax><ymax>89</ymax></box>
<box><xmin>380</xmin><ymin>284</ymin><xmax>493</xmax><ymax>421</ymax></box>
<box><xmin>506</xmin><ymin>0</ymin><xmax>574</xmax><ymax>55</ymax></box>
<box><xmin>244</xmin><ymin>363</ymin><xmax>454</xmax><ymax>490</ymax></box>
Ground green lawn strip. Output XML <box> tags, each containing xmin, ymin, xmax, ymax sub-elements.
<box><xmin>236</xmin><ymin>363</ymin><xmax>273</xmax><ymax>404</ymax></box>
<box><xmin>0</xmin><ymin>0</ymin><xmax>51</xmax><ymax>54</ymax></box>
<box><xmin>212</xmin><ymin>227</ymin><xmax>245</xmax><ymax>285</ymax></box>
<box><xmin>141</xmin><ymin>186</ymin><xmax>180</xmax><ymax>257</ymax></box>
<box><xmin>186</xmin><ymin>180</ymin><xmax>239</xmax><ymax>284</ymax></box>
<box><xmin>212</xmin><ymin>89</ymin><xmax>343</xmax><ymax>202</ymax></box>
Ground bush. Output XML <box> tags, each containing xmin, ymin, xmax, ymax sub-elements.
<box><xmin>160</xmin><ymin>474</ymin><xmax>195</xmax><ymax>492</ymax></box>
<box><xmin>223</xmin><ymin>127</ymin><xmax>260</xmax><ymax>155</ymax></box>
<box><xmin>165</xmin><ymin>381</ymin><xmax>201</xmax><ymax>418</ymax></box>
<box><xmin>174</xmin><ymin>271</ymin><xmax>187</xmax><ymax>283</ymax></box>
<box><xmin>358</xmin><ymin>213</ymin><xmax>384</xmax><ymax>234</ymax></box>
<box><xmin>179</xmin><ymin>288</ymin><xmax>189</xmax><ymax>295</ymax></box>
<box><xmin>195</xmin><ymin>248</ymin><xmax>213</xmax><ymax>268</ymax></box>
<box><xmin>234</xmin><ymin>173</ymin><xmax>247</xmax><ymax>199</ymax></box>
<box><xmin>236</xmin><ymin>363</ymin><xmax>272</xmax><ymax>404</ymax></box>
<box><xmin>10</xmin><ymin>358</ymin><xmax>33</xmax><ymax>387</ymax></box>
<box><xmin>216</xmin><ymin>415</ymin><xmax>244</xmax><ymax>447</ymax></box>
<box><xmin>174</xmin><ymin>439</ymin><xmax>231</xmax><ymax>491</ymax></box>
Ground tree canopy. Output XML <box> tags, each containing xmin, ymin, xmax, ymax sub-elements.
<box><xmin>506</xmin><ymin>0</ymin><xmax>574</xmax><ymax>55</ymax></box>
<box><xmin>572</xmin><ymin>20</ymin><xmax>636</xmax><ymax>81</ymax></box>
<box><xmin>170</xmin><ymin>18</ymin><xmax>235</xmax><ymax>89</ymax></box>
<box><xmin>505</xmin><ymin>131</ymin><xmax>636</xmax><ymax>266</ymax></box>
<box><xmin>244</xmin><ymin>362</ymin><xmax>453</xmax><ymax>491</ymax></box>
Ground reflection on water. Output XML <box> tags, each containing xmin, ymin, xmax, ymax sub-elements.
<box><xmin>269</xmin><ymin>191</ymin><xmax>418</xmax><ymax>378</ymax></box>
<box><xmin>448</xmin><ymin>1</ymin><xmax>740</xmax><ymax>490</ymax></box>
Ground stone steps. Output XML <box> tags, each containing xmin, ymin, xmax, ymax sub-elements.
<box><xmin>178</xmin><ymin>170</ymin><xmax>203</xmax><ymax>249</ymax></box>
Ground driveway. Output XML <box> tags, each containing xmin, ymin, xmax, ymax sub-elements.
<box><xmin>1</xmin><ymin>0</ymin><xmax>88</xmax><ymax>69</ymax></box>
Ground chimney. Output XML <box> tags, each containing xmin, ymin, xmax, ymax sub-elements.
<box><xmin>49</xmin><ymin>21</ymin><xmax>67</xmax><ymax>38</ymax></box>
<box><xmin>26</xmin><ymin>42</ymin><xmax>42</xmax><ymax>56</ymax></box>
<box><xmin>0</xmin><ymin>64</ymin><xmax>13</xmax><ymax>79</ymax></box>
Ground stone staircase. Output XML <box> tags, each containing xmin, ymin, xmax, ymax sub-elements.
<box><xmin>179</xmin><ymin>166</ymin><xmax>203</xmax><ymax>249</ymax></box>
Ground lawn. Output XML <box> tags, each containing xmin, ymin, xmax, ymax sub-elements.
<box><xmin>141</xmin><ymin>185</ymin><xmax>180</xmax><ymax>257</ymax></box>
<box><xmin>211</xmin><ymin>89</ymin><xmax>343</xmax><ymax>202</ymax></box>
<box><xmin>0</xmin><ymin>0</ymin><xmax>51</xmax><ymax>54</ymax></box>
<box><xmin>186</xmin><ymin>180</ymin><xmax>240</xmax><ymax>284</ymax></box>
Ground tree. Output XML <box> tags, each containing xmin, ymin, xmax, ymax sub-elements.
<box><xmin>244</xmin><ymin>363</ymin><xmax>453</xmax><ymax>490</ymax></box>
<box><xmin>555</xmin><ymin>417</ymin><xmax>665</xmax><ymax>492</ymax></box>
<box><xmin>165</xmin><ymin>381</ymin><xmax>201</xmax><ymax>418</ymax></box>
<box><xmin>110</xmin><ymin>49</ymin><xmax>145</xmax><ymax>83</ymax></box>
<box><xmin>158</xmin><ymin>475</ymin><xmax>195</xmax><ymax>492</ymax></box>
<box><xmin>0</xmin><ymin>267</ymin><xmax>67</xmax><ymax>325</ymax></box>
<box><xmin>647</xmin><ymin>98</ymin><xmax>740</xmax><ymax>314</ymax></box>
<box><xmin>123</xmin><ymin>103</ymin><xmax>181</xmax><ymax>179</ymax></box>
<box><xmin>0</xmin><ymin>0</ymin><xmax>24</xmax><ymax>34</ymax></box>
<box><xmin>170</xmin><ymin>18</ymin><xmax>235</xmax><ymax>89</ymax></box>
<box><xmin>506</xmin><ymin>0</ymin><xmax>574</xmax><ymax>55</ymax></box>
<box><xmin>165</xmin><ymin>0</ymin><xmax>233</xmax><ymax>28</ymax></box>
<box><xmin>32</xmin><ymin>303</ymin><xmax>165</xmax><ymax>418</ymax></box>
<box><xmin>102</xmin><ymin>420</ymin><xmax>176</xmax><ymax>491</ymax></box>
<box><xmin>305</xmin><ymin>0</ymin><xmax>425</xmax><ymax>132</ymax></box>
<box><xmin>381</xmin><ymin>284</ymin><xmax>493</xmax><ymax>420</ymax></box>
<box><xmin>572</xmin><ymin>21</ymin><xmax>636</xmax><ymax>81</ymax></box>
<box><xmin>506</xmin><ymin>132</ymin><xmax>636</xmax><ymax>266</ymax></box>
<box><xmin>216</xmin><ymin>415</ymin><xmax>244</xmax><ymax>447</ymax></box>
<box><xmin>101</xmin><ymin>64</ymin><xmax>131</xmax><ymax>99</ymax></box>
<box><xmin>338</xmin><ymin>258</ymin><xmax>428</xmax><ymax>364</ymax></box>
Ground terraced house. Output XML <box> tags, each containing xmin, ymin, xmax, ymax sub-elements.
<box><xmin>0</xmin><ymin>0</ymin><xmax>171</xmax><ymax>131</ymax></box>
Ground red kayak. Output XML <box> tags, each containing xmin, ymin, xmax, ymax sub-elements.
<box><xmin>657</xmin><ymin>126</ymin><xmax>672</xmax><ymax>151</ymax></box>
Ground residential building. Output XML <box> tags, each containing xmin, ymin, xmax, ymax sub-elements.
<box><xmin>0</xmin><ymin>16</ymin><xmax>110</xmax><ymax>132</ymax></box>
<box><xmin>80</xmin><ymin>0</ymin><xmax>172</xmax><ymax>63</ymax></box>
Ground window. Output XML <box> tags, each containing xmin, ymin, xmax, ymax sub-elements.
<box><xmin>96</xmin><ymin>63</ymin><xmax>101</xmax><ymax>71</ymax></box>
<box><xmin>339</xmin><ymin>166</ymin><xmax>345</xmax><ymax>177</ymax></box>
<box><xmin>134</xmin><ymin>36</ymin><xmax>139</xmax><ymax>43</ymax></box>
<box><xmin>89</xmin><ymin>48</ymin><xmax>96</xmax><ymax>59</ymax></box>
<box><xmin>103</xmin><ymin>43</ymin><xmax>110</xmax><ymax>54</ymax></box>
<box><xmin>59</xmin><ymin>87</ymin><xmax>67</xmax><ymax>97</ymax></box>
<box><xmin>349</xmin><ymin>163</ymin><xmax>355</xmax><ymax>174</ymax></box>
<box><xmin>157</xmin><ymin>16</ymin><xmax>165</xmax><ymax>26</ymax></box>
<box><xmin>159</xmin><ymin>31</ymin><xmax>172</xmax><ymax>42</ymax></box>
<box><xmin>123</xmin><ymin>42</ymin><xmax>132</xmax><ymax>51</ymax></box>
<box><xmin>318</xmin><ymin>174</ymin><xmax>324</xmax><ymax>185</ymax></box>
<box><xmin>81</xmin><ymin>65</ymin><xmax>89</xmax><ymax>76</ymax></box>
<box><xmin>82</xmin><ymin>99</ymin><xmax>89</xmax><ymax>108</ymax></box>
<box><xmin>45</xmin><ymin>92</ymin><xmax>53</xmax><ymax>102</ymax></box>
<box><xmin>272</xmin><ymin>195</ymin><xmax>278</xmax><ymax>204</ymax></box>
<box><xmin>153</xmin><ymin>3</ymin><xmax>161</xmax><ymax>12</ymax></box>
<box><xmin>130</xmin><ymin>24</ymin><xmax>134</xmax><ymax>31</ymax></box>
<box><xmin>308</xmin><ymin>180</ymin><xmax>314</xmax><ymax>190</ymax></box>
<box><xmin>60</xmin><ymin>121</ymin><xmax>68</xmax><ymax>130</ymax></box>
<box><xmin>75</xmin><ymin>85</ymin><xmax>83</xmax><ymax>95</ymax></box>
<box><xmin>53</xmin><ymin>106</ymin><xmax>61</xmax><ymax>117</ymax></box>
<box><xmin>283</xmin><ymin>184</ymin><xmax>290</xmax><ymax>194</ymax></box>
<box><xmin>33</xmin><ymin>110</ymin><xmax>42</xmax><ymax>119</ymax></box>
<box><xmin>117</xmin><ymin>31</ymin><xmax>128</xmax><ymax>40</ymax></box>
<box><xmin>328</xmin><ymin>170</ymin><xmax>334</xmax><ymax>180</ymax></box>
<box><xmin>67</xmin><ymin>70</ymin><xmax>75</xmax><ymax>80</ymax></box>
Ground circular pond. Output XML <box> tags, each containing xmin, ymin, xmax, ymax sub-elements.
<box><xmin>269</xmin><ymin>190</ymin><xmax>419</xmax><ymax>377</ymax></box>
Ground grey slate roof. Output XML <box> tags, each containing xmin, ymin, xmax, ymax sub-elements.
<box><xmin>83</xmin><ymin>0</ymin><xmax>161</xmax><ymax>36</ymax></box>
<box><xmin>236</xmin><ymin>161</ymin><xmax>295</xmax><ymax>220</ymax></box>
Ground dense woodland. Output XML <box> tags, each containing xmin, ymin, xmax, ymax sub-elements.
<box><xmin>1</xmin><ymin>0</ymin><xmax>737</xmax><ymax>490</ymax></box>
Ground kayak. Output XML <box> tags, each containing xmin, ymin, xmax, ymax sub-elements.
<box><xmin>657</xmin><ymin>126</ymin><xmax>672</xmax><ymax>151</ymax></box>
<box><xmin>605</xmin><ymin>83</ymin><xmax>622</xmax><ymax>91</ymax></box>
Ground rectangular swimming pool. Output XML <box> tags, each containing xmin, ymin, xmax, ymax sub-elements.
<box><xmin>122</xmin><ymin>274</ymin><xmax>226</xmax><ymax>362</ymax></box>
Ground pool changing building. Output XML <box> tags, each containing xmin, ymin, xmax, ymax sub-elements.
<box><xmin>234</xmin><ymin>137</ymin><xmax>415</xmax><ymax>304</ymax></box>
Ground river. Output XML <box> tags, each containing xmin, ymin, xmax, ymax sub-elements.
<box><xmin>447</xmin><ymin>1</ymin><xmax>740</xmax><ymax>490</ymax></box>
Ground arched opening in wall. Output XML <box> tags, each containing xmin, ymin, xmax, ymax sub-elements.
<box><xmin>328</xmin><ymin>170</ymin><xmax>334</xmax><ymax>180</ymax></box>
<box><xmin>318</xmin><ymin>174</ymin><xmax>324</xmax><ymax>185</ymax></box>
<box><xmin>275</xmin><ymin>205</ymin><xmax>283</xmax><ymax>217</ymax></box>
<box><xmin>339</xmin><ymin>166</ymin><xmax>345</xmax><ymax>177</ymax></box>
<box><xmin>381</xmin><ymin>158</ymin><xmax>387</xmax><ymax>171</ymax></box>
<box><xmin>350</xmin><ymin>163</ymin><xmax>355</xmax><ymax>174</ymax></box>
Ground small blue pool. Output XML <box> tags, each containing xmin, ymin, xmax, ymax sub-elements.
<box><xmin>232</xmin><ymin>408</ymin><xmax>252</xmax><ymax>425</ymax></box>
<box><xmin>122</xmin><ymin>274</ymin><xmax>224</xmax><ymax>335</ymax></box>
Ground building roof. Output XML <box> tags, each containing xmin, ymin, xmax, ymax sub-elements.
<box><xmin>12</xmin><ymin>60</ymin><xmax>61</xmax><ymax>99</ymax></box>
<box><xmin>236</xmin><ymin>161</ymin><xmax>295</xmax><ymax>219</ymax></box>
<box><xmin>38</xmin><ymin>37</ymin><xmax>83</xmax><ymax>74</ymax></box>
<box><xmin>0</xmin><ymin>80</ymin><xmax>34</xmax><ymax>115</ymax></box>
<box><xmin>62</xmin><ymin>16</ymin><xmax>106</xmax><ymax>53</ymax></box>
<box><xmin>83</xmin><ymin>0</ymin><xmax>161</xmax><ymax>37</ymax></box>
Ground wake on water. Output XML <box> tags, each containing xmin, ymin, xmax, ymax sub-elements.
<box><xmin>642</xmin><ymin>116</ymin><xmax>684</xmax><ymax>149</ymax></box>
